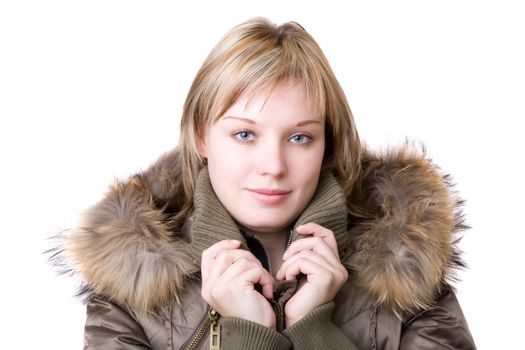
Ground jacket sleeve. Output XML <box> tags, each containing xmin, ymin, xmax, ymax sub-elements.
<box><xmin>84</xmin><ymin>296</ymin><xmax>151</xmax><ymax>350</ymax></box>
<box><xmin>282</xmin><ymin>302</ymin><xmax>359</xmax><ymax>350</ymax></box>
<box><xmin>400</xmin><ymin>289</ymin><xmax>476</xmax><ymax>350</ymax></box>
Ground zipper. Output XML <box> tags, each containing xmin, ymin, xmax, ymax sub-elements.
<box><xmin>251</xmin><ymin>234</ymin><xmax>283</xmax><ymax>329</ymax></box>
<box><xmin>269</xmin><ymin>298</ymin><xmax>284</xmax><ymax>332</ymax></box>
<box><xmin>252</xmin><ymin>234</ymin><xmax>274</xmax><ymax>275</ymax></box>
<box><xmin>285</xmin><ymin>228</ymin><xmax>293</xmax><ymax>251</ymax></box>
<box><xmin>209</xmin><ymin>311</ymin><xmax>221</xmax><ymax>350</ymax></box>
<box><xmin>252</xmin><ymin>228</ymin><xmax>294</xmax><ymax>276</ymax></box>
<box><xmin>251</xmin><ymin>229</ymin><xmax>294</xmax><ymax>332</ymax></box>
<box><xmin>183</xmin><ymin>307</ymin><xmax>220</xmax><ymax>350</ymax></box>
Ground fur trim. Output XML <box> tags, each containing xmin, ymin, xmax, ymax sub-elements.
<box><xmin>48</xmin><ymin>145</ymin><xmax>467</xmax><ymax>315</ymax></box>
<box><xmin>48</xmin><ymin>149</ymin><xmax>198</xmax><ymax>311</ymax></box>
<box><xmin>346</xmin><ymin>145</ymin><xmax>467</xmax><ymax>318</ymax></box>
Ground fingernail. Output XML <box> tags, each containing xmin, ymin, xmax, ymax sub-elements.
<box><xmin>229</xmin><ymin>240</ymin><xmax>240</xmax><ymax>244</ymax></box>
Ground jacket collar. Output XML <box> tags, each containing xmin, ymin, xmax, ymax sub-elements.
<box><xmin>190</xmin><ymin>166</ymin><xmax>348</xmax><ymax>263</ymax></box>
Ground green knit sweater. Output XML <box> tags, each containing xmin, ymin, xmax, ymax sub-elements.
<box><xmin>189</xmin><ymin>167</ymin><xmax>359</xmax><ymax>349</ymax></box>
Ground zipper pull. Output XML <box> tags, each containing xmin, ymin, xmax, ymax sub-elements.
<box><xmin>209</xmin><ymin>308</ymin><xmax>220</xmax><ymax>350</ymax></box>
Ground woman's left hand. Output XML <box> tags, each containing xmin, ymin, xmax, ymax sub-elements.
<box><xmin>276</xmin><ymin>223</ymin><xmax>348</xmax><ymax>328</ymax></box>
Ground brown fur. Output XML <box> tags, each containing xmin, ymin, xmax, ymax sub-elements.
<box><xmin>346</xmin><ymin>146</ymin><xmax>465</xmax><ymax>318</ymax></box>
<box><xmin>49</xmin><ymin>145</ymin><xmax>465</xmax><ymax>316</ymax></box>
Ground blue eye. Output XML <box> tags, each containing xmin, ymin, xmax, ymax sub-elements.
<box><xmin>289</xmin><ymin>134</ymin><xmax>312</xmax><ymax>144</ymax></box>
<box><xmin>233</xmin><ymin>130</ymin><xmax>255</xmax><ymax>142</ymax></box>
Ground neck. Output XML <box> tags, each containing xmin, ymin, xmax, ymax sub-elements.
<box><xmin>242</xmin><ymin>227</ymin><xmax>289</xmax><ymax>277</ymax></box>
<box><xmin>243</xmin><ymin>227</ymin><xmax>288</xmax><ymax>247</ymax></box>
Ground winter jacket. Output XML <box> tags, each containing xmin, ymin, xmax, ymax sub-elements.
<box><xmin>51</xmin><ymin>146</ymin><xmax>476</xmax><ymax>349</ymax></box>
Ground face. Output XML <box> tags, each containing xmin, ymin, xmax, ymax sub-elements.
<box><xmin>199</xmin><ymin>80</ymin><xmax>325</xmax><ymax>233</ymax></box>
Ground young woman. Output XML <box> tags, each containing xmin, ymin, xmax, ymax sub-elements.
<box><xmin>53</xmin><ymin>18</ymin><xmax>476</xmax><ymax>349</ymax></box>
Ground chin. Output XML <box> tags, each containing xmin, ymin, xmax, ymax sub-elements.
<box><xmin>238</xmin><ymin>215</ymin><xmax>293</xmax><ymax>233</ymax></box>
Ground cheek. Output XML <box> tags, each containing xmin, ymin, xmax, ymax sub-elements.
<box><xmin>206</xmin><ymin>142</ymin><xmax>251</xmax><ymax>183</ymax></box>
<box><xmin>297</xmin><ymin>145</ymin><xmax>324</xmax><ymax>185</ymax></box>
<box><xmin>205</xmin><ymin>133</ymin><xmax>233</xmax><ymax>164</ymax></box>
<box><xmin>290</xmin><ymin>144</ymin><xmax>324</xmax><ymax>169</ymax></box>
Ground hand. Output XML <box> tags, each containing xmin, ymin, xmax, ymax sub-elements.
<box><xmin>276</xmin><ymin>223</ymin><xmax>348</xmax><ymax>328</ymax></box>
<box><xmin>201</xmin><ymin>240</ymin><xmax>276</xmax><ymax>328</ymax></box>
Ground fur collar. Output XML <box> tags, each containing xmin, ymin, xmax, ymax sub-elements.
<box><xmin>49</xmin><ymin>146</ymin><xmax>465</xmax><ymax>317</ymax></box>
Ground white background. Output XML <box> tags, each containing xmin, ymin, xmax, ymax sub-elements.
<box><xmin>1</xmin><ymin>1</ymin><xmax>523</xmax><ymax>349</ymax></box>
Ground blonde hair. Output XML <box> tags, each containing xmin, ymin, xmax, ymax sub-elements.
<box><xmin>176</xmin><ymin>17</ymin><xmax>361</xmax><ymax>224</ymax></box>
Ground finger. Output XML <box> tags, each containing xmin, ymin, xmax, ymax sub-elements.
<box><xmin>202</xmin><ymin>240</ymin><xmax>242</xmax><ymax>260</ymax></box>
<box><xmin>215</xmin><ymin>257</ymin><xmax>273</xmax><ymax>299</ymax></box>
<box><xmin>218</xmin><ymin>257</ymin><xmax>266</xmax><ymax>282</ymax></box>
<box><xmin>209</xmin><ymin>258</ymin><xmax>268</xmax><ymax>298</ymax></box>
<box><xmin>201</xmin><ymin>240</ymin><xmax>241</xmax><ymax>279</ymax></box>
<box><xmin>280</xmin><ymin>255</ymin><xmax>347</xmax><ymax>286</ymax></box>
<box><xmin>205</xmin><ymin>249</ymin><xmax>261</xmax><ymax>286</ymax></box>
<box><xmin>237</xmin><ymin>265</ymin><xmax>274</xmax><ymax>299</ymax></box>
<box><xmin>202</xmin><ymin>248</ymin><xmax>251</xmax><ymax>300</ymax></box>
<box><xmin>284</xmin><ymin>236</ymin><xmax>340</xmax><ymax>267</ymax></box>
<box><xmin>294</xmin><ymin>223</ymin><xmax>338</xmax><ymax>255</ymax></box>
<box><xmin>279</xmin><ymin>255</ymin><xmax>324</xmax><ymax>282</ymax></box>
<box><xmin>277</xmin><ymin>249</ymin><xmax>332</xmax><ymax>280</ymax></box>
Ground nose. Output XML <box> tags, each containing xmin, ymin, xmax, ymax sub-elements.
<box><xmin>255</xmin><ymin>139</ymin><xmax>287</xmax><ymax>177</ymax></box>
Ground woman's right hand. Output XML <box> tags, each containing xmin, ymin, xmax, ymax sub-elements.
<box><xmin>200</xmin><ymin>240</ymin><xmax>276</xmax><ymax>328</ymax></box>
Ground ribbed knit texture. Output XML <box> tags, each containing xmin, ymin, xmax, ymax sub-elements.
<box><xmin>283</xmin><ymin>302</ymin><xmax>359</xmax><ymax>350</ymax></box>
<box><xmin>190</xmin><ymin>167</ymin><xmax>348</xmax><ymax>263</ymax></box>
<box><xmin>190</xmin><ymin>167</ymin><xmax>248</xmax><ymax>261</ymax></box>
<box><xmin>221</xmin><ymin>318</ymin><xmax>292</xmax><ymax>350</ymax></box>
<box><xmin>293</xmin><ymin>170</ymin><xmax>349</xmax><ymax>256</ymax></box>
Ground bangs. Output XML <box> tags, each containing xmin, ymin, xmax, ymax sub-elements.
<box><xmin>206</xmin><ymin>21</ymin><xmax>328</xmax><ymax>123</ymax></box>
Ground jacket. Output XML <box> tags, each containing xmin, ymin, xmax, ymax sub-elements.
<box><xmin>50</xmin><ymin>146</ymin><xmax>476</xmax><ymax>349</ymax></box>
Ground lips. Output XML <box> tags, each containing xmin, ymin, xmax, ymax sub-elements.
<box><xmin>247</xmin><ymin>188</ymin><xmax>291</xmax><ymax>205</ymax></box>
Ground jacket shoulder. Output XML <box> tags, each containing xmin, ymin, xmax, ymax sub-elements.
<box><xmin>400</xmin><ymin>288</ymin><xmax>477</xmax><ymax>349</ymax></box>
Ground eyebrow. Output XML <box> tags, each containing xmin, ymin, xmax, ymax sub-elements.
<box><xmin>221</xmin><ymin>116</ymin><xmax>256</xmax><ymax>124</ymax></box>
<box><xmin>221</xmin><ymin>116</ymin><xmax>321</xmax><ymax>127</ymax></box>
<box><xmin>296</xmin><ymin>120</ymin><xmax>322</xmax><ymax>127</ymax></box>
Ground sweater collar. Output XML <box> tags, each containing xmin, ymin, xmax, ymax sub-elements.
<box><xmin>190</xmin><ymin>167</ymin><xmax>348</xmax><ymax>263</ymax></box>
